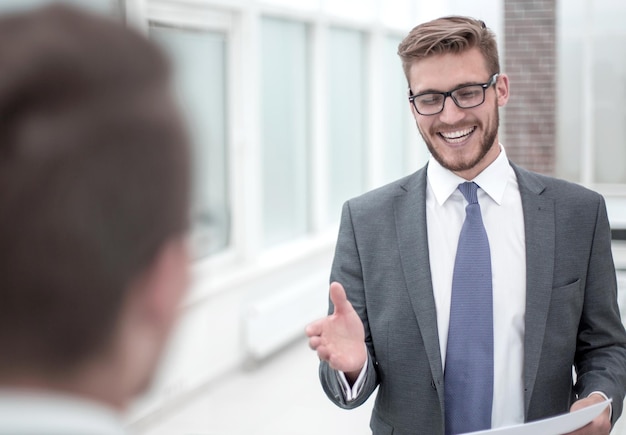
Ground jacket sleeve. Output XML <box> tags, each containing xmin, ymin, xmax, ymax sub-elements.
<box><xmin>318</xmin><ymin>200</ymin><xmax>380</xmax><ymax>408</ymax></box>
<box><xmin>574</xmin><ymin>195</ymin><xmax>626</xmax><ymax>426</ymax></box>
<box><xmin>319</xmin><ymin>350</ymin><xmax>378</xmax><ymax>409</ymax></box>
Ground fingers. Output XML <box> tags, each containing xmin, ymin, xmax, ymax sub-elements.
<box><xmin>307</xmin><ymin>335</ymin><xmax>331</xmax><ymax>361</ymax></box>
<box><xmin>305</xmin><ymin>318</ymin><xmax>324</xmax><ymax>338</ymax></box>
<box><xmin>566</xmin><ymin>395</ymin><xmax>611</xmax><ymax>435</ymax></box>
<box><xmin>330</xmin><ymin>282</ymin><xmax>351</xmax><ymax>315</ymax></box>
<box><xmin>305</xmin><ymin>281</ymin><xmax>350</xmax><ymax>339</ymax></box>
<box><xmin>315</xmin><ymin>345</ymin><xmax>331</xmax><ymax>362</ymax></box>
<box><xmin>305</xmin><ymin>318</ymin><xmax>326</xmax><ymax>355</ymax></box>
<box><xmin>305</xmin><ymin>281</ymin><xmax>360</xmax><ymax>367</ymax></box>
<box><xmin>308</xmin><ymin>334</ymin><xmax>322</xmax><ymax>349</ymax></box>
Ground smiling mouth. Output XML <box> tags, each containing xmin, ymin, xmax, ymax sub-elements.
<box><xmin>438</xmin><ymin>127</ymin><xmax>476</xmax><ymax>144</ymax></box>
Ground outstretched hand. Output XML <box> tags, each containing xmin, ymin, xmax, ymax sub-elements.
<box><xmin>305</xmin><ymin>282</ymin><xmax>367</xmax><ymax>382</ymax></box>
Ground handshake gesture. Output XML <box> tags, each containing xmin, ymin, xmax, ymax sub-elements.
<box><xmin>305</xmin><ymin>284</ymin><xmax>613</xmax><ymax>434</ymax></box>
<box><xmin>305</xmin><ymin>282</ymin><xmax>368</xmax><ymax>383</ymax></box>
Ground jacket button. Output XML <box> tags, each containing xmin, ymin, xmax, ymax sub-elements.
<box><xmin>431</xmin><ymin>379</ymin><xmax>437</xmax><ymax>390</ymax></box>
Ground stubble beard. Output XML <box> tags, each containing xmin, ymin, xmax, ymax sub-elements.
<box><xmin>417</xmin><ymin>107</ymin><xmax>500</xmax><ymax>174</ymax></box>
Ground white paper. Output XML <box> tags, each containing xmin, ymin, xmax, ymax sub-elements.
<box><xmin>460</xmin><ymin>398</ymin><xmax>612</xmax><ymax>435</ymax></box>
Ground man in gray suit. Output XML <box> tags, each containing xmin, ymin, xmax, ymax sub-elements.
<box><xmin>0</xmin><ymin>4</ymin><xmax>191</xmax><ymax>433</ymax></box>
<box><xmin>306</xmin><ymin>16</ymin><xmax>626</xmax><ymax>435</ymax></box>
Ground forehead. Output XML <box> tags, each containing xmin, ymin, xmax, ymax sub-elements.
<box><xmin>408</xmin><ymin>47</ymin><xmax>490</xmax><ymax>93</ymax></box>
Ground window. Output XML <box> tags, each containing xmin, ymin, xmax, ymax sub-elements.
<box><xmin>260</xmin><ymin>17</ymin><xmax>310</xmax><ymax>247</ymax></box>
<box><xmin>326</xmin><ymin>27</ymin><xmax>367</xmax><ymax>223</ymax></box>
<box><xmin>381</xmin><ymin>35</ymin><xmax>412</xmax><ymax>184</ymax></box>
<box><xmin>150</xmin><ymin>25</ymin><xmax>230</xmax><ymax>257</ymax></box>
<box><xmin>557</xmin><ymin>0</ymin><xmax>626</xmax><ymax>184</ymax></box>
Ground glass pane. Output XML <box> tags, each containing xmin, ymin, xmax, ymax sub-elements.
<box><xmin>323</xmin><ymin>0</ymin><xmax>375</xmax><ymax>22</ymax></box>
<box><xmin>556</xmin><ymin>8</ymin><xmax>583</xmax><ymax>182</ymax></box>
<box><xmin>381</xmin><ymin>0</ymin><xmax>414</xmax><ymax>29</ymax></box>
<box><xmin>151</xmin><ymin>26</ymin><xmax>230</xmax><ymax>257</ymax></box>
<box><xmin>261</xmin><ymin>17</ymin><xmax>310</xmax><ymax>247</ymax></box>
<box><xmin>557</xmin><ymin>0</ymin><xmax>626</xmax><ymax>184</ymax></box>
<box><xmin>260</xmin><ymin>0</ymin><xmax>318</xmax><ymax>11</ymax></box>
<box><xmin>591</xmin><ymin>2</ymin><xmax>626</xmax><ymax>184</ymax></box>
<box><xmin>381</xmin><ymin>35</ymin><xmax>412</xmax><ymax>184</ymax></box>
<box><xmin>327</xmin><ymin>27</ymin><xmax>366</xmax><ymax>223</ymax></box>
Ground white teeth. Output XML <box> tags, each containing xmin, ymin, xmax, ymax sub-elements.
<box><xmin>440</xmin><ymin>127</ymin><xmax>475</xmax><ymax>140</ymax></box>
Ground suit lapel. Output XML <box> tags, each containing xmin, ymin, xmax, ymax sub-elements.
<box><xmin>394</xmin><ymin>167</ymin><xmax>445</xmax><ymax>408</ymax></box>
<box><xmin>512</xmin><ymin>164</ymin><xmax>556</xmax><ymax>418</ymax></box>
<box><xmin>392</xmin><ymin>163</ymin><xmax>555</xmax><ymax>415</ymax></box>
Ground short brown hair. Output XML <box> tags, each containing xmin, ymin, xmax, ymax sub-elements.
<box><xmin>0</xmin><ymin>4</ymin><xmax>191</xmax><ymax>374</ymax></box>
<box><xmin>397</xmin><ymin>16</ymin><xmax>500</xmax><ymax>84</ymax></box>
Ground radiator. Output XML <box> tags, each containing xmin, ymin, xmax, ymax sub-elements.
<box><xmin>243</xmin><ymin>271</ymin><xmax>328</xmax><ymax>361</ymax></box>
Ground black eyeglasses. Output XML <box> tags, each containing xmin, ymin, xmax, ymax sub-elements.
<box><xmin>408</xmin><ymin>74</ymin><xmax>499</xmax><ymax>116</ymax></box>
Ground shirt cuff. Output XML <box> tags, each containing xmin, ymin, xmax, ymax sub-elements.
<box><xmin>336</xmin><ymin>352</ymin><xmax>369</xmax><ymax>402</ymax></box>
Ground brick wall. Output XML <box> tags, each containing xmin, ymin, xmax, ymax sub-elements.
<box><xmin>502</xmin><ymin>0</ymin><xmax>557</xmax><ymax>175</ymax></box>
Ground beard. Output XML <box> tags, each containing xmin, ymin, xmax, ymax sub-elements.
<box><xmin>417</xmin><ymin>104</ymin><xmax>500</xmax><ymax>174</ymax></box>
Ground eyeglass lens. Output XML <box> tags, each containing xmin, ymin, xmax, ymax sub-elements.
<box><xmin>413</xmin><ymin>84</ymin><xmax>486</xmax><ymax>115</ymax></box>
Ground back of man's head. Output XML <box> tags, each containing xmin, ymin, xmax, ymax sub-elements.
<box><xmin>0</xmin><ymin>3</ymin><xmax>191</xmax><ymax>386</ymax></box>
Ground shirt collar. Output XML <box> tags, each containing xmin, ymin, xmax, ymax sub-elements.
<box><xmin>0</xmin><ymin>389</ymin><xmax>126</xmax><ymax>434</ymax></box>
<box><xmin>427</xmin><ymin>144</ymin><xmax>511</xmax><ymax>206</ymax></box>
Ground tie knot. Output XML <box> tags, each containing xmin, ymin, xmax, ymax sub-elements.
<box><xmin>458</xmin><ymin>182</ymin><xmax>479</xmax><ymax>204</ymax></box>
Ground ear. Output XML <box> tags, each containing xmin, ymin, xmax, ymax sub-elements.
<box><xmin>108</xmin><ymin>236</ymin><xmax>190</xmax><ymax>400</ymax></box>
<box><xmin>133</xmin><ymin>236</ymin><xmax>190</xmax><ymax>331</ymax></box>
<box><xmin>495</xmin><ymin>73</ymin><xmax>510</xmax><ymax>107</ymax></box>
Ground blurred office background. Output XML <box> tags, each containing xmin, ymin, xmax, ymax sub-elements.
<box><xmin>2</xmin><ymin>0</ymin><xmax>625</xmax><ymax>433</ymax></box>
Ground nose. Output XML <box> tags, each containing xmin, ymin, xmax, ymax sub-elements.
<box><xmin>438</xmin><ymin>95</ymin><xmax>466</xmax><ymax>125</ymax></box>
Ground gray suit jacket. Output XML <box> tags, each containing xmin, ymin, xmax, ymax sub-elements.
<box><xmin>319</xmin><ymin>162</ymin><xmax>626</xmax><ymax>435</ymax></box>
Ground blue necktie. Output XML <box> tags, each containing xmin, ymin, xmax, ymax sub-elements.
<box><xmin>444</xmin><ymin>182</ymin><xmax>494</xmax><ymax>435</ymax></box>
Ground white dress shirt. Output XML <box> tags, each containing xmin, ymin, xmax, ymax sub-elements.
<box><xmin>0</xmin><ymin>389</ymin><xmax>127</xmax><ymax>435</ymax></box>
<box><xmin>341</xmin><ymin>145</ymin><xmax>527</xmax><ymax>428</ymax></box>
<box><xmin>428</xmin><ymin>145</ymin><xmax>526</xmax><ymax>427</ymax></box>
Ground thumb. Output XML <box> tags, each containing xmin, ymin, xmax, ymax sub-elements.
<box><xmin>330</xmin><ymin>282</ymin><xmax>352</xmax><ymax>316</ymax></box>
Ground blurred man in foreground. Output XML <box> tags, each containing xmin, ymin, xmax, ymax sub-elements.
<box><xmin>0</xmin><ymin>4</ymin><xmax>191</xmax><ymax>433</ymax></box>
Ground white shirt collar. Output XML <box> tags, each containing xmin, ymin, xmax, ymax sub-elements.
<box><xmin>0</xmin><ymin>389</ymin><xmax>126</xmax><ymax>434</ymax></box>
<box><xmin>427</xmin><ymin>144</ymin><xmax>512</xmax><ymax>206</ymax></box>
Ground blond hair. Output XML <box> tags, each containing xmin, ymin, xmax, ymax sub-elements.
<box><xmin>397</xmin><ymin>16</ymin><xmax>500</xmax><ymax>84</ymax></box>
